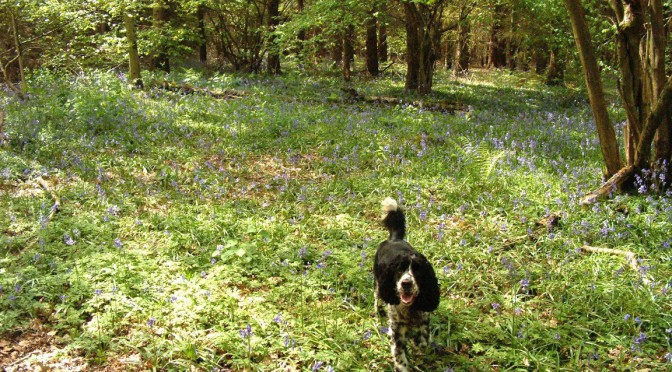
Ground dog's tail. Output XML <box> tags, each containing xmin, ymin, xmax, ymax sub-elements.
<box><xmin>381</xmin><ymin>197</ymin><xmax>405</xmax><ymax>240</ymax></box>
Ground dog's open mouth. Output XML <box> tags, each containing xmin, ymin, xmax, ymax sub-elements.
<box><xmin>400</xmin><ymin>292</ymin><xmax>415</xmax><ymax>304</ymax></box>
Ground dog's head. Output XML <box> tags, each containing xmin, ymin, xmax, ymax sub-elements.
<box><xmin>376</xmin><ymin>247</ymin><xmax>440</xmax><ymax>312</ymax></box>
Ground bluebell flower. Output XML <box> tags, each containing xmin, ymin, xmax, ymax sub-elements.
<box><xmin>312</xmin><ymin>361</ymin><xmax>323</xmax><ymax>371</ymax></box>
<box><xmin>363</xmin><ymin>330</ymin><xmax>372</xmax><ymax>341</ymax></box>
<box><xmin>94</xmin><ymin>289</ymin><xmax>102</xmax><ymax>296</ymax></box>
<box><xmin>147</xmin><ymin>317</ymin><xmax>156</xmax><ymax>328</ymax></box>
<box><xmin>239</xmin><ymin>324</ymin><xmax>253</xmax><ymax>339</ymax></box>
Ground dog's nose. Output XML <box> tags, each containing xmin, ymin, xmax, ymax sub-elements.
<box><xmin>401</xmin><ymin>281</ymin><xmax>413</xmax><ymax>291</ymax></box>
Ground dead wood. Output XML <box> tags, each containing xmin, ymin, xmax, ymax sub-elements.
<box><xmin>340</xmin><ymin>87</ymin><xmax>466</xmax><ymax>113</ymax></box>
<box><xmin>581</xmin><ymin>244</ymin><xmax>652</xmax><ymax>286</ymax></box>
<box><xmin>36</xmin><ymin>177</ymin><xmax>60</xmax><ymax>222</ymax></box>
<box><xmin>152</xmin><ymin>80</ymin><xmax>247</xmax><ymax>100</ymax></box>
<box><xmin>580</xmin><ymin>165</ymin><xmax>636</xmax><ymax>205</ymax></box>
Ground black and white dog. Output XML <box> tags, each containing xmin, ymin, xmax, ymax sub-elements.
<box><xmin>374</xmin><ymin>197</ymin><xmax>440</xmax><ymax>372</ymax></box>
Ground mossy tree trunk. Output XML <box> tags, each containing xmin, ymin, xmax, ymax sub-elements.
<box><xmin>123</xmin><ymin>8</ymin><xmax>143</xmax><ymax>89</ymax></box>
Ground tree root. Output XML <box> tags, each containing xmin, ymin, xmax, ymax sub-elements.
<box><xmin>580</xmin><ymin>244</ymin><xmax>652</xmax><ymax>286</ymax></box>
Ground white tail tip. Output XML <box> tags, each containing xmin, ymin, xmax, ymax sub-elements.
<box><xmin>381</xmin><ymin>197</ymin><xmax>398</xmax><ymax>217</ymax></box>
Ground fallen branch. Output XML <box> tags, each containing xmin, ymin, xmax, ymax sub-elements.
<box><xmin>36</xmin><ymin>177</ymin><xmax>60</xmax><ymax>222</ymax></box>
<box><xmin>580</xmin><ymin>165</ymin><xmax>636</xmax><ymax>205</ymax></box>
<box><xmin>580</xmin><ymin>244</ymin><xmax>651</xmax><ymax>286</ymax></box>
<box><xmin>152</xmin><ymin>80</ymin><xmax>247</xmax><ymax>100</ymax></box>
<box><xmin>340</xmin><ymin>87</ymin><xmax>466</xmax><ymax>113</ymax></box>
<box><xmin>0</xmin><ymin>110</ymin><xmax>7</xmax><ymax>146</ymax></box>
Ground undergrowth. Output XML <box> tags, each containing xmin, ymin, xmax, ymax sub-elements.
<box><xmin>1</xmin><ymin>68</ymin><xmax>671</xmax><ymax>370</ymax></box>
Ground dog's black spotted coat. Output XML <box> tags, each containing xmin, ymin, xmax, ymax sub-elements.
<box><xmin>374</xmin><ymin>198</ymin><xmax>440</xmax><ymax>372</ymax></box>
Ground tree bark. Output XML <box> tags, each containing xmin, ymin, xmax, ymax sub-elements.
<box><xmin>565</xmin><ymin>0</ymin><xmax>622</xmax><ymax>177</ymax></box>
<box><xmin>488</xmin><ymin>2</ymin><xmax>506</xmax><ymax>68</ymax></box>
<box><xmin>648</xmin><ymin>0</ymin><xmax>670</xmax><ymax>164</ymax></box>
<box><xmin>452</xmin><ymin>14</ymin><xmax>470</xmax><ymax>77</ymax></box>
<box><xmin>267</xmin><ymin>0</ymin><xmax>281</xmax><ymax>74</ymax></box>
<box><xmin>545</xmin><ymin>48</ymin><xmax>564</xmax><ymax>85</ymax></box>
<box><xmin>610</xmin><ymin>0</ymin><xmax>647</xmax><ymax>165</ymax></box>
<box><xmin>404</xmin><ymin>1</ymin><xmax>444</xmax><ymax>94</ymax></box>
<box><xmin>9</xmin><ymin>10</ymin><xmax>26</xmax><ymax>93</ymax></box>
<box><xmin>404</xmin><ymin>3</ymin><xmax>420</xmax><ymax>91</ymax></box>
<box><xmin>365</xmin><ymin>10</ymin><xmax>379</xmax><ymax>77</ymax></box>
<box><xmin>378</xmin><ymin>25</ymin><xmax>388</xmax><ymax>63</ymax></box>
<box><xmin>197</xmin><ymin>5</ymin><xmax>207</xmax><ymax>63</ymax></box>
<box><xmin>343</xmin><ymin>25</ymin><xmax>354</xmax><ymax>82</ymax></box>
<box><xmin>151</xmin><ymin>0</ymin><xmax>170</xmax><ymax>73</ymax></box>
<box><xmin>124</xmin><ymin>9</ymin><xmax>143</xmax><ymax>89</ymax></box>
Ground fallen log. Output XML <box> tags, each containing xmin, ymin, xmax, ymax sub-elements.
<box><xmin>579</xmin><ymin>166</ymin><xmax>636</xmax><ymax>206</ymax></box>
<box><xmin>580</xmin><ymin>244</ymin><xmax>652</xmax><ymax>286</ymax></box>
<box><xmin>340</xmin><ymin>87</ymin><xmax>466</xmax><ymax>113</ymax></box>
<box><xmin>152</xmin><ymin>80</ymin><xmax>247</xmax><ymax>100</ymax></box>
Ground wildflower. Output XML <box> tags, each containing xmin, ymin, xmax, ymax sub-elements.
<box><xmin>634</xmin><ymin>317</ymin><xmax>642</xmax><ymax>325</ymax></box>
<box><xmin>363</xmin><ymin>330</ymin><xmax>372</xmax><ymax>341</ymax></box>
<box><xmin>491</xmin><ymin>302</ymin><xmax>501</xmax><ymax>311</ymax></box>
<box><xmin>147</xmin><ymin>317</ymin><xmax>156</xmax><ymax>328</ymax></box>
<box><xmin>520</xmin><ymin>278</ymin><xmax>530</xmax><ymax>290</ymax></box>
<box><xmin>312</xmin><ymin>361</ymin><xmax>323</xmax><ymax>371</ymax></box>
<box><xmin>114</xmin><ymin>238</ymin><xmax>123</xmax><ymax>248</ymax></box>
<box><xmin>514</xmin><ymin>307</ymin><xmax>522</xmax><ymax>316</ymax></box>
<box><xmin>94</xmin><ymin>289</ymin><xmax>102</xmax><ymax>296</ymax></box>
<box><xmin>554</xmin><ymin>333</ymin><xmax>561</xmax><ymax>340</ymax></box>
<box><xmin>624</xmin><ymin>313</ymin><xmax>631</xmax><ymax>321</ymax></box>
<box><xmin>63</xmin><ymin>234</ymin><xmax>76</xmax><ymax>246</ymax></box>
<box><xmin>239</xmin><ymin>324</ymin><xmax>253</xmax><ymax>339</ymax></box>
<box><xmin>298</xmin><ymin>246</ymin><xmax>307</xmax><ymax>258</ymax></box>
<box><xmin>273</xmin><ymin>313</ymin><xmax>283</xmax><ymax>324</ymax></box>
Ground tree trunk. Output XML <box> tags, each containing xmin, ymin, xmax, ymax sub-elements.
<box><xmin>9</xmin><ymin>10</ymin><xmax>26</xmax><ymax>93</ymax></box>
<box><xmin>197</xmin><ymin>5</ymin><xmax>207</xmax><ymax>63</ymax></box>
<box><xmin>123</xmin><ymin>9</ymin><xmax>143</xmax><ymax>89</ymax></box>
<box><xmin>378</xmin><ymin>6</ymin><xmax>388</xmax><ymax>63</ymax></box>
<box><xmin>452</xmin><ymin>15</ymin><xmax>470</xmax><ymax>77</ymax></box>
<box><xmin>488</xmin><ymin>2</ymin><xmax>507</xmax><ymax>68</ymax></box>
<box><xmin>343</xmin><ymin>25</ymin><xmax>354</xmax><ymax>82</ymax></box>
<box><xmin>649</xmin><ymin>0</ymin><xmax>670</xmax><ymax>165</ymax></box>
<box><xmin>267</xmin><ymin>0</ymin><xmax>281</xmax><ymax>75</ymax></box>
<box><xmin>151</xmin><ymin>0</ymin><xmax>170</xmax><ymax>73</ymax></box>
<box><xmin>565</xmin><ymin>0</ymin><xmax>622</xmax><ymax>177</ymax></box>
<box><xmin>404</xmin><ymin>1</ymin><xmax>444</xmax><ymax>94</ymax></box>
<box><xmin>365</xmin><ymin>10</ymin><xmax>379</xmax><ymax>77</ymax></box>
<box><xmin>404</xmin><ymin>3</ymin><xmax>420</xmax><ymax>91</ymax></box>
<box><xmin>610</xmin><ymin>0</ymin><xmax>647</xmax><ymax>165</ymax></box>
<box><xmin>545</xmin><ymin>49</ymin><xmax>565</xmax><ymax>85</ymax></box>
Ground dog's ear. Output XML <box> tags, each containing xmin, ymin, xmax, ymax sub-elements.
<box><xmin>376</xmin><ymin>262</ymin><xmax>401</xmax><ymax>305</ymax></box>
<box><xmin>411</xmin><ymin>254</ymin><xmax>440</xmax><ymax>312</ymax></box>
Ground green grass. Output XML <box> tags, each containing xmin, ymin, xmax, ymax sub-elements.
<box><xmin>1</xmin><ymin>67</ymin><xmax>671</xmax><ymax>371</ymax></box>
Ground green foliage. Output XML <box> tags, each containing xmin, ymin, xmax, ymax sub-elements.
<box><xmin>1</xmin><ymin>68</ymin><xmax>671</xmax><ymax>370</ymax></box>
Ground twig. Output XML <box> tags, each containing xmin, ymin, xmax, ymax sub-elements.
<box><xmin>36</xmin><ymin>177</ymin><xmax>60</xmax><ymax>222</ymax></box>
<box><xmin>581</xmin><ymin>244</ymin><xmax>651</xmax><ymax>285</ymax></box>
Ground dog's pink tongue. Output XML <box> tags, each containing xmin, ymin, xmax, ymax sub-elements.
<box><xmin>401</xmin><ymin>293</ymin><xmax>415</xmax><ymax>304</ymax></box>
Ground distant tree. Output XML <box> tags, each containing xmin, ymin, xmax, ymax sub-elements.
<box><xmin>566</xmin><ymin>0</ymin><xmax>672</xmax><ymax>201</ymax></box>
<box><xmin>365</xmin><ymin>7</ymin><xmax>379</xmax><ymax>76</ymax></box>
<box><xmin>267</xmin><ymin>0</ymin><xmax>281</xmax><ymax>74</ymax></box>
<box><xmin>403</xmin><ymin>0</ymin><xmax>447</xmax><ymax>94</ymax></box>
<box><xmin>452</xmin><ymin>3</ymin><xmax>474</xmax><ymax>77</ymax></box>
<box><xmin>123</xmin><ymin>6</ymin><xmax>143</xmax><ymax>88</ymax></box>
<box><xmin>487</xmin><ymin>0</ymin><xmax>507</xmax><ymax>68</ymax></box>
<box><xmin>151</xmin><ymin>0</ymin><xmax>171</xmax><ymax>72</ymax></box>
